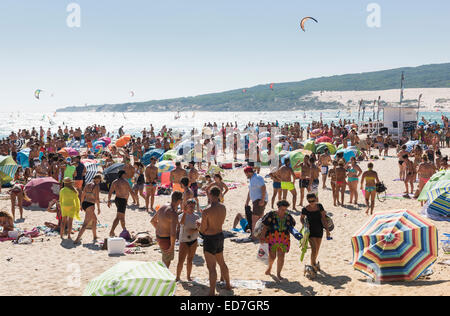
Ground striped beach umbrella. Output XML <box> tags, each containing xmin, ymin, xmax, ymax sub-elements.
<box><xmin>425</xmin><ymin>180</ymin><xmax>450</xmax><ymax>218</ymax></box>
<box><xmin>83</xmin><ymin>261</ymin><xmax>176</xmax><ymax>296</ymax></box>
<box><xmin>81</xmin><ymin>159</ymin><xmax>99</xmax><ymax>184</ymax></box>
<box><xmin>351</xmin><ymin>210</ymin><xmax>438</xmax><ymax>282</ymax></box>
<box><xmin>0</xmin><ymin>156</ymin><xmax>19</xmax><ymax>183</ymax></box>
<box><xmin>156</xmin><ymin>160</ymin><xmax>176</xmax><ymax>174</ymax></box>
<box><xmin>418</xmin><ymin>170</ymin><xmax>450</xmax><ymax>201</ymax></box>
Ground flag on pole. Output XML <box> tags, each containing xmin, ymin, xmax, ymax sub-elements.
<box><xmin>400</xmin><ymin>72</ymin><xmax>405</xmax><ymax>104</ymax></box>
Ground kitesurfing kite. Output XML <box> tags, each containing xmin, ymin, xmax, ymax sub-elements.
<box><xmin>270</xmin><ymin>83</ymin><xmax>274</xmax><ymax>90</ymax></box>
<box><xmin>300</xmin><ymin>17</ymin><xmax>318</xmax><ymax>32</ymax></box>
<box><xmin>129</xmin><ymin>91</ymin><xmax>135</xmax><ymax>97</ymax></box>
<box><xmin>34</xmin><ymin>89</ymin><xmax>43</xmax><ymax>100</ymax></box>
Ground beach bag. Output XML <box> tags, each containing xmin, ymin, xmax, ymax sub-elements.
<box><xmin>253</xmin><ymin>218</ymin><xmax>265</xmax><ymax>239</ymax></box>
<box><xmin>119</xmin><ymin>229</ymin><xmax>131</xmax><ymax>241</ymax></box>
<box><xmin>325</xmin><ymin>213</ymin><xmax>334</xmax><ymax>232</ymax></box>
<box><xmin>376</xmin><ymin>182</ymin><xmax>387</xmax><ymax>193</ymax></box>
<box><xmin>256</xmin><ymin>243</ymin><xmax>269</xmax><ymax>264</ymax></box>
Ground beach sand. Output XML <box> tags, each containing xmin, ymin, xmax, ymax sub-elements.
<box><xmin>1</xmin><ymin>148</ymin><xmax>449</xmax><ymax>296</ymax></box>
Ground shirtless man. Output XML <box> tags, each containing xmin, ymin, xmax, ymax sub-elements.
<box><xmin>309</xmin><ymin>157</ymin><xmax>321</xmax><ymax>201</ymax></box>
<box><xmin>150</xmin><ymin>191</ymin><xmax>183</xmax><ymax>268</ymax></box>
<box><xmin>199</xmin><ymin>186</ymin><xmax>231</xmax><ymax>296</ymax></box>
<box><xmin>35</xmin><ymin>157</ymin><xmax>49</xmax><ymax>178</ymax></box>
<box><xmin>375</xmin><ymin>134</ymin><xmax>384</xmax><ymax>156</ymax></box>
<box><xmin>274</xmin><ymin>159</ymin><xmax>298</xmax><ymax>211</ymax></box>
<box><xmin>318</xmin><ymin>149</ymin><xmax>332</xmax><ymax>189</ymax></box>
<box><xmin>187</xmin><ymin>161</ymin><xmax>201</xmax><ymax>212</ymax></box>
<box><xmin>180</xmin><ymin>177</ymin><xmax>194</xmax><ymax>213</ymax></box>
<box><xmin>397</xmin><ymin>145</ymin><xmax>409</xmax><ymax>181</ymax></box>
<box><xmin>295</xmin><ymin>155</ymin><xmax>311</xmax><ymax>207</ymax></box>
<box><xmin>144</xmin><ymin>157</ymin><xmax>158</xmax><ymax>212</ymax></box>
<box><xmin>123</xmin><ymin>157</ymin><xmax>138</xmax><ymax>205</ymax></box>
<box><xmin>171</xmin><ymin>162</ymin><xmax>187</xmax><ymax>192</ymax></box>
<box><xmin>107</xmin><ymin>170</ymin><xmax>133</xmax><ymax>237</ymax></box>
<box><xmin>414</xmin><ymin>155</ymin><xmax>437</xmax><ymax>200</ymax></box>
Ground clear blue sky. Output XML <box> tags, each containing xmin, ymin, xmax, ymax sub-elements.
<box><xmin>0</xmin><ymin>0</ymin><xmax>449</xmax><ymax>111</ymax></box>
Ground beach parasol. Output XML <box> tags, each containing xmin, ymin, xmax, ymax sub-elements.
<box><xmin>156</xmin><ymin>160</ymin><xmax>176</xmax><ymax>174</ymax></box>
<box><xmin>315</xmin><ymin>136</ymin><xmax>332</xmax><ymax>144</ymax></box>
<box><xmin>303</xmin><ymin>140</ymin><xmax>316</xmax><ymax>153</ymax></box>
<box><xmin>423</xmin><ymin>180</ymin><xmax>450</xmax><ymax>219</ymax></box>
<box><xmin>92</xmin><ymin>141</ymin><xmax>105</xmax><ymax>154</ymax></box>
<box><xmin>336</xmin><ymin>148</ymin><xmax>357</xmax><ymax>162</ymax></box>
<box><xmin>160</xmin><ymin>150</ymin><xmax>178</xmax><ymax>162</ymax></box>
<box><xmin>99</xmin><ymin>137</ymin><xmax>112</xmax><ymax>147</ymax></box>
<box><xmin>83</xmin><ymin>261</ymin><xmax>176</xmax><ymax>296</ymax></box>
<box><xmin>17</xmin><ymin>148</ymin><xmax>30</xmax><ymax>169</ymax></box>
<box><xmin>310</xmin><ymin>129</ymin><xmax>322</xmax><ymax>138</ymax></box>
<box><xmin>0</xmin><ymin>156</ymin><xmax>19</xmax><ymax>184</ymax></box>
<box><xmin>59</xmin><ymin>147</ymin><xmax>79</xmax><ymax>157</ymax></box>
<box><xmin>81</xmin><ymin>159</ymin><xmax>99</xmax><ymax>184</ymax></box>
<box><xmin>175</xmin><ymin>140</ymin><xmax>194</xmax><ymax>156</ymax></box>
<box><xmin>23</xmin><ymin>177</ymin><xmax>60</xmax><ymax>208</ymax></box>
<box><xmin>142</xmin><ymin>149</ymin><xmax>165</xmax><ymax>166</ymax></box>
<box><xmin>418</xmin><ymin>170</ymin><xmax>450</xmax><ymax>201</ymax></box>
<box><xmin>316</xmin><ymin>142</ymin><xmax>337</xmax><ymax>155</ymax></box>
<box><xmin>351</xmin><ymin>210</ymin><xmax>438</xmax><ymax>282</ymax></box>
<box><xmin>258</xmin><ymin>131</ymin><xmax>271</xmax><ymax>139</ymax></box>
<box><xmin>115</xmin><ymin>135</ymin><xmax>131</xmax><ymax>148</ymax></box>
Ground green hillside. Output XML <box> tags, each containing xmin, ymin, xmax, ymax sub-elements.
<box><xmin>57</xmin><ymin>63</ymin><xmax>450</xmax><ymax>112</ymax></box>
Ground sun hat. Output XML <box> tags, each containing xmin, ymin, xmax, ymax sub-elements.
<box><xmin>63</xmin><ymin>177</ymin><xmax>74</xmax><ymax>185</ymax></box>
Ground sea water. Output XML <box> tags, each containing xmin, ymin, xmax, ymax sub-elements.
<box><xmin>1</xmin><ymin>110</ymin><xmax>447</xmax><ymax>139</ymax></box>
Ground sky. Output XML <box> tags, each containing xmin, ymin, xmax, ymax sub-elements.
<box><xmin>0</xmin><ymin>0</ymin><xmax>449</xmax><ymax>112</ymax></box>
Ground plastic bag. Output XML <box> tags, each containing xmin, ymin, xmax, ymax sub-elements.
<box><xmin>256</xmin><ymin>243</ymin><xmax>269</xmax><ymax>264</ymax></box>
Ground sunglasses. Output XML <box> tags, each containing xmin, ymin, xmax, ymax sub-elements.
<box><xmin>307</xmin><ymin>199</ymin><xmax>316</xmax><ymax>203</ymax></box>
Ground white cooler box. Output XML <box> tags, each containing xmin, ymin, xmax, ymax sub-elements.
<box><xmin>107</xmin><ymin>237</ymin><xmax>126</xmax><ymax>255</ymax></box>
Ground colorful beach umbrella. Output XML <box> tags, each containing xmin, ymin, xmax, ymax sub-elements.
<box><xmin>99</xmin><ymin>137</ymin><xmax>112</xmax><ymax>147</ymax></box>
<box><xmin>424</xmin><ymin>180</ymin><xmax>450</xmax><ymax>219</ymax></box>
<box><xmin>160</xmin><ymin>150</ymin><xmax>178</xmax><ymax>162</ymax></box>
<box><xmin>336</xmin><ymin>148</ymin><xmax>357</xmax><ymax>162</ymax></box>
<box><xmin>316</xmin><ymin>142</ymin><xmax>337</xmax><ymax>155</ymax></box>
<box><xmin>310</xmin><ymin>129</ymin><xmax>322</xmax><ymax>138</ymax></box>
<box><xmin>83</xmin><ymin>261</ymin><xmax>176</xmax><ymax>296</ymax></box>
<box><xmin>0</xmin><ymin>156</ymin><xmax>19</xmax><ymax>184</ymax></box>
<box><xmin>116</xmin><ymin>135</ymin><xmax>131</xmax><ymax>148</ymax></box>
<box><xmin>23</xmin><ymin>177</ymin><xmax>61</xmax><ymax>208</ymax></box>
<box><xmin>92</xmin><ymin>141</ymin><xmax>106</xmax><ymax>154</ymax></box>
<box><xmin>352</xmin><ymin>210</ymin><xmax>438</xmax><ymax>282</ymax></box>
<box><xmin>17</xmin><ymin>148</ymin><xmax>30</xmax><ymax>169</ymax></box>
<box><xmin>303</xmin><ymin>140</ymin><xmax>316</xmax><ymax>153</ymax></box>
<box><xmin>142</xmin><ymin>149</ymin><xmax>165</xmax><ymax>166</ymax></box>
<box><xmin>418</xmin><ymin>170</ymin><xmax>450</xmax><ymax>201</ymax></box>
<box><xmin>156</xmin><ymin>160</ymin><xmax>176</xmax><ymax>174</ymax></box>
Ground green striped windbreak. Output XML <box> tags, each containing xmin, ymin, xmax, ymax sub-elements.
<box><xmin>83</xmin><ymin>261</ymin><xmax>176</xmax><ymax>296</ymax></box>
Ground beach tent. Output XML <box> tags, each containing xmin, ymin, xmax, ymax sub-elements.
<box><xmin>405</xmin><ymin>140</ymin><xmax>420</xmax><ymax>153</ymax></box>
<box><xmin>23</xmin><ymin>177</ymin><xmax>60</xmax><ymax>208</ymax></box>
<box><xmin>103</xmin><ymin>163</ymin><xmax>125</xmax><ymax>185</ymax></box>
<box><xmin>418</xmin><ymin>170</ymin><xmax>450</xmax><ymax>201</ymax></box>
<box><xmin>316</xmin><ymin>143</ymin><xmax>337</xmax><ymax>155</ymax></box>
<box><xmin>116</xmin><ymin>135</ymin><xmax>131</xmax><ymax>148</ymax></box>
<box><xmin>17</xmin><ymin>148</ymin><xmax>30</xmax><ymax>169</ymax></box>
<box><xmin>142</xmin><ymin>149</ymin><xmax>165</xmax><ymax>166</ymax></box>
<box><xmin>422</xmin><ymin>180</ymin><xmax>450</xmax><ymax>220</ymax></box>
<box><xmin>0</xmin><ymin>156</ymin><xmax>19</xmax><ymax>184</ymax></box>
<box><xmin>83</xmin><ymin>261</ymin><xmax>176</xmax><ymax>296</ymax></box>
<box><xmin>352</xmin><ymin>210</ymin><xmax>438</xmax><ymax>282</ymax></box>
<box><xmin>81</xmin><ymin>159</ymin><xmax>99</xmax><ymax>184</ymax></box>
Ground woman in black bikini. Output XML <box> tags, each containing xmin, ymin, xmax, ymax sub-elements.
<box><xmin>74</xmin><ymin>174</ymin><xmax>102</xmax><ymax>244</ymax></box>
<box><xmin>300</xmin><ymin>193</ymin><xmax>331</xmax><ymax>276</ymax></box>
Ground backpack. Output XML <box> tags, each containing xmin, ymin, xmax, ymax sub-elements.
<box><xmin>325</xmin><ymin>213</ymin><xmax>334</xmax><ymax>232</ymax></box>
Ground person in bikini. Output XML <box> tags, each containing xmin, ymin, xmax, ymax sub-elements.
<box><xmin>151</xmin><ymin>191</ymin><xmax>183</xmax><ymax>268</ymax></box>
<box><xmin>199</xmin><ymin>186</ymin><xmax>231</xmax><ymax>296</ymax></box>
<box><xmin>295</xmin><ymin>155</ymin><xmax>311</xmax><ymax>207</ymax></box>
<box><xmin>180</xmin><ymin>177</ymin><xmax>194</xmax><ymax>213</ymax></box>
<box><xmin>107</xmin><ymin>170</ymin><xmax>133</xmax><ymax>237</ymax></box>
<box><xmin>397</xmin><ymin>145</ymin><xmax>409</xmax><ymax>181</ymax></box>
<box><xmin>403</xmin><ymin>154</ymin><xmax>416</xmax><ymax>197</ymax></box>
<box><xmin>346</xmin><ymin>157</ymin><xmax>362</xmax><ymax>205</ymax></box>
<box><xmin>335</xmin><ymin>159</ymin><xmax>347</xmax><ymax>206</ymax></box>
<box><xmin>187</xmin><ymin>161</ymin><xmax>201</xmax><ymax>212</ymax></box>
<box><xmin>414</xmin><ymin>155</ymin><xmax>437</xmax><ymax>201</ymax></box>
<box><xmin>328</xmin><ymin>160</ymin><xmax>339</xmax><ymax>206</ymax></box>
<box><xmin>268</xmin><ymin>163</ymin><xmax>283</xmax><ymax>209</ymax></box>
<box><xmin>360</xmin><ymin>163</ymin><xmax>380</xmax><ymax>215</ymax></box>
<box><xmin>144</xmin><ymin>157</ymin><xmax>159</xmax><ymax>213</ymax></box>
<box><xmin>205</xmin><ymin>173</ymin><xmax>229</xmax><ymax>203</ymax></box>
<box><xmin>74</xmin><ymin>174</ymin><xmax>101</xmax><ymax>244</ymax></box>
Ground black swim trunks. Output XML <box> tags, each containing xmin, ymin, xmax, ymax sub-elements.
<box><xmin>202</xmin><ymin>232</ymin><xmax>224</xmax><ymax>255</ymax></box>
<box><xmin>115</xmin><ymin>197</ymin><xmax>128</xmax><ymax>214</ymax></box>
<box><xmin>300</xmin><ymin>179</ymin><xmax>310</xmax><ymax>188</ymax></box>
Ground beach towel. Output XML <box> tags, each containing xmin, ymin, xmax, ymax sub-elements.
<box><xmin>192</xmin><ymin>278</ymin><xmax>266</xmax><ymax>291</ymax></box>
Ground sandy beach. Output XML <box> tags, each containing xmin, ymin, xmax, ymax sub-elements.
<box><xmin>1</xmin><ymin>147</ymin><xmax>449</xmax><ymax>297</ymax></box>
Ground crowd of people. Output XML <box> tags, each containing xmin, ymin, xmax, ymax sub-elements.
<box><xmin>0</xmin><ymin>114</ymin><xmax>449</xmax><ymax>295</ymax></box>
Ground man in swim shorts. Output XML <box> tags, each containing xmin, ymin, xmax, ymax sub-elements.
<box><xmin>199</xmin><ymin>187</ymin><xmax>231</xmax><ymax>296</ymax></box>
<box><xmin>171</xmin><ymin>162</ymin><xmax>187</xmax><ymax>193</ymax></box>
<box><xmin>151</xmin><ymin>191</ymin><xmax>183</xmax><ymax>268</ymax></box>
<box><xmin>107</xmin><ymin>170</ymin><xmax>133</xmax><ymax>237</ymax></box>
<box><xmin>272</xmin><ymin>159</ymin><xmax>298</xmax><ymax>211</ymax></box>
<box><xmin>144</xmin><ymin>157</ymin><xmax>159</xmax><ymax>212</ymax></box>
<box><xmin>318</xmin><ymin>148</ymin><xmax>332</xmax><ymax>189</ymax></box>
<box><xmin>187</xmin><ymin>161</ymin><xmax>201</xmax><ymax>212</ymax></box>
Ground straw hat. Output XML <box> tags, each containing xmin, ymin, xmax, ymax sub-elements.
<box><xmin>63</xmin><ymin>177</ymin><xmax>74</xmax><ymax>185</ymax></box>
